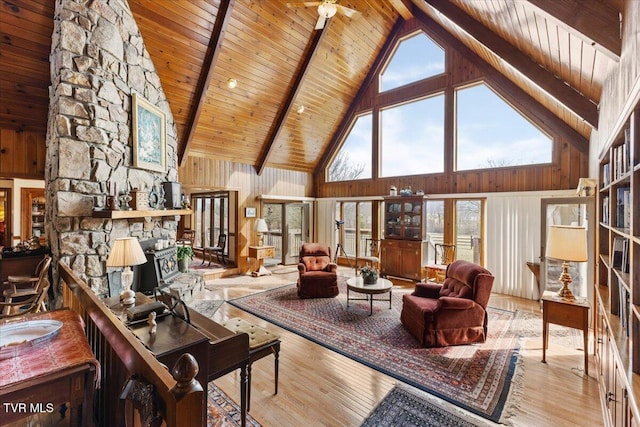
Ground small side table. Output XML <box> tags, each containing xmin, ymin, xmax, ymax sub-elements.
<box><xmin>248</xmin><ymin>245</ymin><xmax>275</xmax><ymax>277</ymax></box>
<box><xmin>541</xmin><ymin>291</ymin><xmax>590</xmax><ymax>375</ymax></box>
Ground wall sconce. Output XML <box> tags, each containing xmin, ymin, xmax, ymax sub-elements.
<box><xmin>227</xmin><ymin>78</ymin><xmax>237</xmax><ymax>89</ymax></box>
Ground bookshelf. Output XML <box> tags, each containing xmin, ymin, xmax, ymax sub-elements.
<box><xmin>596</xmin><ymin>107</ymin><xmax>640</xmax><ymax>426</ymax></box>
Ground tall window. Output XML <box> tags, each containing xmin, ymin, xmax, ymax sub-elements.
<box><xmin>335</xmin><ymin>201</ymin><xmax>375</xmax><ymax>261</ymax></box>
<box><xmin>328</xmin><ymin>113</ymin><xmax>372</xmax><ymax>182</ymax></box>
<box><xmin>455</xmin><ymin>199</ymin><xmax>483</xmax><ymax>264</ymax></box>
<box><xmin>192</xmin><ymin>192</ymin><xmax>229</xmax><ymax>250</ymax></box>
<box><xmin>380</xmin><ymin>32</ymin><xmax>445</xmax><ymax>92</ymax></box>
<box><xmin>426</xmin><ymin>200</ymin><xmax>445</xmax><ymax>262</ymax></box>
<box><xmin>456</xmin><ymin>83</ymin><xmax>552</xmax><ymax>171</ymax></box>
<box><xmin>380</xmin><ymin>95</ymin><xmax>445</xmax><ymax>177</ymax></box>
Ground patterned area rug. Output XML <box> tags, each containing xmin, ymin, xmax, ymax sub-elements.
<box><xmin>207</xmin><ymin>383</ymin><xmax>261</xmax><ymax>427</ymax></box>
<box><xmin>228</xmin><ymin>282</ymin><xmax>522</xmax><ymax>423</ymax></box>
<box><xmin>361</xmin><ymin>383</ymin><xmax>496</xmax><ymax>427</ymax></box>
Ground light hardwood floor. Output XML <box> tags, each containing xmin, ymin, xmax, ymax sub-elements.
<box><xmin>202</xmin><ymin>267</ymin><xmax>604</xmax><ymax>427</ymax></box>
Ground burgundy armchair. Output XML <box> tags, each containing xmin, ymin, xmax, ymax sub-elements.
<box><xmin>297</xmin><ymin>243</ymin><xmax>339</xmax><ymax>299</ymax></box>
<box><xmin>400</xmin><ymin>260</ymin><xmax>494</xmax><ymax>347</ymax></box>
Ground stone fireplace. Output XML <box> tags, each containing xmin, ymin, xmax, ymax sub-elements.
<box><xmin>46</xmin><ymin>0</ymin><xmax>182</xmax><ymax>300</ymax></box>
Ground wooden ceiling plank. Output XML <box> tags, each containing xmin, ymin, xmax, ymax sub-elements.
<box><xmin>178</xmin><ymin>0</ymin><xmax>236</xmax><ymax>166</ymax></box>
<box><xmin>421</xmin><ymin>0</ymin><xmax>598</xmax><ymax>129</ymax></box>
<box><xmin>387</xmin><ymin>0</ymin><xmax>414</xmax><ymax>20</ymax></box>
<box><xmin>525</xmin><ymin>0</ymin><xmax>621</xmax><ymax>61</ymax></box>
<box><xmin>315</xmin><ymin>18</ymin><xmax>406</xmax><ymax>175</ymax></box>
<box><xmin>255</xmin><ymin>25</ymin><xmax>330</xmax><ymax>176</ymax></box>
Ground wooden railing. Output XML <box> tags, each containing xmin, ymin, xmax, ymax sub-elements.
<box><xmin>60</xmin><ymin>263</ymin><xmax>204</xmax><ymax>426</ymax></box>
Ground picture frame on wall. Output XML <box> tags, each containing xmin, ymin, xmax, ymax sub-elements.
<box><xmin>245</xmin><ymin>207</ymin><xmax>256</xmax><ymax>218</ymax></box>
<box><xmin>132</xmin><ymin>92</ymin><xmax>166</xmax><ymax>172</ymax></box>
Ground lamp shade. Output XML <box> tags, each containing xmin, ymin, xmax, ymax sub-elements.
<box><xmin>106</xmin><ymin>237</ymin><xmax>147</xmax><ymax>267</ymax></box>
<box><xmin>254</xmin><ymin>218</ymin><xmax>269</xmax><ymax>233</ymax></box>
<box><xmin>545</xmin><ymin>225</ymin><xmax>588</xmax><ymax>262</ymax></box>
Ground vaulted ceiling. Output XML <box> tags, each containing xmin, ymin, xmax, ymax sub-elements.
<box><xmin>0</xmin><ymin>0</ymin><xmax>622</xmax><ymax>174</ymax></box>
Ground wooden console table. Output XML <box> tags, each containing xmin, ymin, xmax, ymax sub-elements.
<box><xmin>0</xmin><ymin>309</ymin><xmax>98</xmax><ymax>426</ymax></box>
<box><xmin>248</xmin><ymin>245</ymin><xmax>275</xmax><ymax>277</ymax></box>
<box><xmin>541</xmin><ymin>291</ymin><xmax>590</xmax><ymax>375</ymax></box>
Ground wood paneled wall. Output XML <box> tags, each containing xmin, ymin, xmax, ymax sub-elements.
<box><xmin>178</xmin><ymin>155</ymin><xmax>312</xmax><ymax>270</ymax></box>
<box><xmin>0</xmin><ymin>128</ymin><xmax>46</xmax><ymax>179</ymax></box>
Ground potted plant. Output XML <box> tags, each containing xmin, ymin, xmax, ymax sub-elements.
<box><xmin>360</xmin><ymin>266</ymin><xmax>379</xmax><ymax>284</ymax></box>
<box><xmin>176</xmin><ymin>245</ymin><xmax>194</xmax><ymax>272</ymax></box>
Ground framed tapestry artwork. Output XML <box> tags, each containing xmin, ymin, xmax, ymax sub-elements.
<box><xmin>245</xmin><ymin>207</ymin><xmax>256</xmax><ymax>218</ymax></box>
<box><xmin>132</xmin><ymin>93</ymin><xmax>166</xmax><ymax>172</ymax></box>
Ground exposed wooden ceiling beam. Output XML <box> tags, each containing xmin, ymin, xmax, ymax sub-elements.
<box><xmin>525</xmin><ymin>0</ymin><xmax>621</xmax><ymax>61</ymax></box>
<box><xmin>420</xmin><ymin>0</ymin><xmax>599</xmax><ymax>129</ymax></box>
<box><xmin>255</xmin><ymin>23</ymin><xmax>329</xmax><ymax>176</ymax></box>
<box><xmin>388</xmin><ymin>0</ymin><xmax>414</xmax><ymax>20</ymax></box>
<box><xmin>177</xmin><ymin>0</ymin><xmax>235</xmax><ymax>167</ymax></box>
<box><xmin>315</xmin><ymin>19</ymin><xmax>406</xmax><ymax>176</ymax></box>
<box><xmin>414</xmin><ymin>10</ymin><xmax>589</xmax><ymax>152</ymax></box>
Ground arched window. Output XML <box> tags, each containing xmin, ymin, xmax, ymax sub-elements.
<box><xmin>456</xmin><ymin>83</ymin><xmax>552</xmax><ymax>171</ymax></box>
<box><xmin>379</xmin><ymin>32</ymin><xmax>445</xmax><ymax>92</ymax></box>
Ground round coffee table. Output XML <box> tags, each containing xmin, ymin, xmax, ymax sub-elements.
<box><xmin>346</xmin><ymin>277</ymin><xmax>393</xmax><ymax>316</ymax></box>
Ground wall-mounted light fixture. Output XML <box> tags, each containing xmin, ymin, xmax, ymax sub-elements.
<box><xmin>227</xmin><ymin>78</ymin><xmax>237</xmax><ymax>89</ymax></box>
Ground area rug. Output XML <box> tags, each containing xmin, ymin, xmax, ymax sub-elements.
<box><xmin>189</xmin><ymin>257</ymin><xmax>226</xmax><ymax>270</ymax></box>
<box><xmin>228</xmin><ymin>282</ymin><xmax>522</xmax><ymax>423</ymax></box>
<box><xmin>207</xmin><ymin>383</ymin><xmax>261</xmax><ymax>427</ymax></box>
<box><xmin>361</xmin><ymin>383</ymin><xmax>496</xmax><ymax>427</ymax></box>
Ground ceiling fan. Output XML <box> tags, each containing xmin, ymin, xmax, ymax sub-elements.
<box><xmin>286</xmin><ymin>1</ymin><xmax>360</xmax><ymax>30</ymax></box>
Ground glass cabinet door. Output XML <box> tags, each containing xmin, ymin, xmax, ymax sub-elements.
<box><xmin>385</xmin><ymin>201</ymin><xmax>402</xmax><ymax>238</ymax></box>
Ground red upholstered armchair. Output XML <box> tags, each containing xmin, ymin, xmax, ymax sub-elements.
<box><xmin>400</xmin><ymin>260</ymin><xmax>494</xmax><ymax>347</ymax></box>
<box><xmin>297</xmin><ymin>243</ymin><xmax>339</xmax><ymax>299</ymax></box>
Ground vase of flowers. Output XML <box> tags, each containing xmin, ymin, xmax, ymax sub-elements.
<box><xmin>360</xmin><ymin>266</ymin><xmax>379</xmax><ymax>284</ymax></box>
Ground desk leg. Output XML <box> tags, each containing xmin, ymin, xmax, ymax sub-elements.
<box><xmin>240</xmin><ymin>365</ymin><xmax>247</xmax><ymax>427</ymax></box>
<box><xmin>583</xmin><ymin>325</ymin><xmax>589</xmax><ymax>376</ymax></box>
<box><xmin>542</xmin><ymin>308</ymin><xmax>548</xmax><ymax>363</ymax></box>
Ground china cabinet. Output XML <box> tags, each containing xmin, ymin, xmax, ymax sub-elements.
<box><xmin>20</xmin><ymin>188</ymin><xmax>45</xmax><ymax>242</ymax></box>
<box><xmin>380</xmin><ymin>196</ymin><xmax>428</xmax><ymax>281</ymax></box>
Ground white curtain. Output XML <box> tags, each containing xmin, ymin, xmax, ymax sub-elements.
<box><xmin>485</xmin><ymin>194</ymin><xmax>542</xmax><ymax>299</ymax></box>
<box><xmin>315</xmin><ymin>198</ymin><xmax>336</xmax><ymax>253</ymax></box>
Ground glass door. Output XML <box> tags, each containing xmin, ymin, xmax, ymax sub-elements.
<box><xmin>541</xmin><ymin>197</ymin><xmax>594</xmax><ymax>301</ymax></box>
<box><xmin>264</xmin><ymin>202</ymin><xmax>311</xmax><ymax>265</ymax></box>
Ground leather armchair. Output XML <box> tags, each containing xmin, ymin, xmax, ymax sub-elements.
<box><xmin>401</xmin><ymin>260</ymin><xmax>494</xmax><ymax>347</ymax></box>
<box><xmin>297</xmin><ymin>243</ymin><xmax>339</xmax><ymax>299</ymax></box>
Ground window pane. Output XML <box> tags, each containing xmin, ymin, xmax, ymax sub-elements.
<box><xmin>342</xmin><ymin>202</ymin><xmax>357</xmax><ymax>256</ymax></box>
<box><xmin>380</xmin><ymin>95</ymin><xmax>445</xmax><ymax>177</ymax></box>
<box><xmin>455</xmin><ymin>200</ymin><xmax>482</xmax><ymax>263</ymax></box>
<box><xmin>358</xmin><ymin>202</ymin><xmax>372</xmax><ymax>257</ymax></box>
<box><xmin>426</xmin><ymin>200</ymin><xmax>444</xmax><ymax>262</ymax></box>
<box><xmin>456</xmin><ymin>83</ymin><xmax>552</xmax><ymax>171</ymax></box>
<box><xmin>328</xmin><ymin>114</ymin><xmax>372</xmax><ymax>182</ymax></box>
<box><xmin>380</xmin><ymin>32</ymin><xmax>445</xmax><ymax>92</ymax></box>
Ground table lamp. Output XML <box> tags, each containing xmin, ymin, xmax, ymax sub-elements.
<box><xmin>107</xmin><ymin>237</ymin><xmax>147</xmax><ymax>305</ymax></box>
<box><xmin>254</xmin><ymin>218</ymin><xmax>269</xmax><ymax>247</ymax></box>
<box><xmin>545</xmin><ymin>225</ymin><xmax>588</xmax><ymax>301</ymax></box>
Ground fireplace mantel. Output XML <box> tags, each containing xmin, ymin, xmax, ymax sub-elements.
<box><xmin>91</xmin><ymin>209</ymin><xmax>191</xmax><ymax>219</ymax></box>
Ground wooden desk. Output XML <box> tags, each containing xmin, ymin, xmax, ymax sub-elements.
<box><xmin>0</xmin><ymin>309</ymin><xmax>98</xmax><ymax>426</ymax></box>
<box><xmin>541</xmin><ymin>291</ymin><xmax>590</xmax><ymax>375</ymax></box>
<box><xmin>248</xmin><ymin>245</ymin><xmax>275</xmax><ymax>277</ymax></box>
<box><xmin>104</xmin><ymin>293</ymin><xmax>250</xmax><ymax>427</ymax></box>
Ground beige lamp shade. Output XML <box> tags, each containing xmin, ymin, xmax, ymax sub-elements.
<box><xmin>106</xmin><ymin>237</ymin><xmax>147</xmax><ymax>267</ymax></box>
<box><xmin>545</xmin><ymin>225</ymin><xmax>588</xmax><ymax>262</ymax></box>
<box><xmin>254</xmin><ymin>218</ymin><xmax>269</xmax><ymax>233</ymax></box>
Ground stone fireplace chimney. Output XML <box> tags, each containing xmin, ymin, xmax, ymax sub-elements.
<box><xmin>46</xmin><ymin>0</ymin><xmax>181</xmax><ymax>300</ymax></box>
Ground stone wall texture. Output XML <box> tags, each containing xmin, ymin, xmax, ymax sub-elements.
<box><xmin>47</xmin><ymin>0</ymin><xmax>180</xmax><ymax>297</ymax></box>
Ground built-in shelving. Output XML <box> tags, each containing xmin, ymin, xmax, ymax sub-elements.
<box><xmin>91</xmin><ymin>209</ymin><xmax>191</xmax><ymax>219</ymax></box>
<box><xmin>596</xmin><ymin>106</ymin><xmax>640</xmax><ymax>426</ymax></box>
